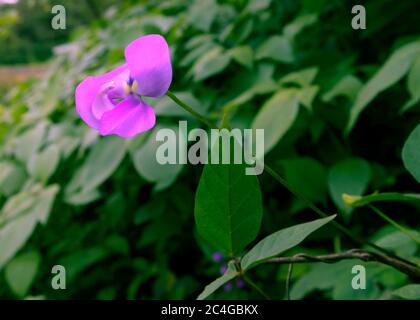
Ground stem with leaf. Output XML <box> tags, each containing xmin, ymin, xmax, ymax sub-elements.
<box><xmin>165</xmin><ymin>91</ymin><xmax>420</xmax><ymax>294</ymax></box>
<box><xmin>166</xmin><ymin>91</ymin><xmax>390</xmax><ymax>254</ymax></box>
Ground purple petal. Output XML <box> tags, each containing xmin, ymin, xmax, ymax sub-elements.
<box><xmin>124</xmin><ymin>34</ymin><xmax>172</xmax><ymax>98</ymax></box>
<box><xmin>91</xmin><ymin>82</ymin><xmax>117</xmax><ymax>120</ymax></box>
<box><xmin>99</xmin><ymin>96</ymin><xmax>156</xmax><ymax>138</ymax></box>
<box><xmin>75</xmin><ymin>64</ymin><xmax>128</xmax><ymax>129</ymax></box>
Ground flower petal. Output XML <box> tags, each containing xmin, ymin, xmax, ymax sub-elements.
<box><xmin>125</xmin><ymin>34</ymin><xmax>172</xmax><ymax>98</ymax></box>
<box><xmin>75</xmin><ymin>64</ymin><xmax>128</xmax><ymax>129</ymax></box>
<box><xmin>99</xmin><ymin>96</ymin><xmax>156</xmax><ymax>138</ymax></box>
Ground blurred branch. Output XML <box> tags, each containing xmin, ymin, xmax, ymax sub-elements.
<box><xmin>267</xmin><ymin>249</ymin><xmax>420</xmax><ymax>279</ymax></box>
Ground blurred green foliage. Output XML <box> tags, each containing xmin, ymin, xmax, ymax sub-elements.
<box><xmin>0</xmin><ymin>0</ymin><xmax>420</xmax><ymax>300</ymax></box>
<box><xmin>0</xmin><ymin>0</ymin><xmax>118</xmax><ymax>64</ymax></box>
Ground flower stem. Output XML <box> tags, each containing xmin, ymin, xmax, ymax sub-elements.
<box><xmin>369</xmin><ymin>205</ymin><xmax>420</xmax><ymax>245</ymax></box>
<box><xmin>166</xmin><ymin>91</ymin><xmax>217</xmax><ymax>129</ymax></box>
<box><xmin>243</xmin><ymin>274</ymin><xmax>271</xmax><ymax>300</ymax></box>
<box><xmin>264</xmin><ymin>164</ymin><xmax>392</xmax><ymax>256</ymax></box>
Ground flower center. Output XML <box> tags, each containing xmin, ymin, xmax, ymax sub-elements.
<box><xmin>123</xmin><ymin>79</ymin><xmax>138</xmax><ymax>95</ymax></box>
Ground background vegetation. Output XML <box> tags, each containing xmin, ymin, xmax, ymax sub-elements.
<box><xmin>0</xmin><ymin>0</ymin><xmax>420</xmax><ymax>300</ymax></box>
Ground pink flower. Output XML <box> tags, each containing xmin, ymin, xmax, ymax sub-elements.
<box><xmin>75</xmin><ymin>34</ymin><xmax>172</xmax><ymax>138</ymax></box>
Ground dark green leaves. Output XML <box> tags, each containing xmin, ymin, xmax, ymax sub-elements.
<box><xmin>197</xmin><ymin>215</ymin><xmax>336</xmax><ymax>299</ymax></box>
<box><xmin>192</xmin><ymin>47</ymin><xmax>231</xmax><ymax>81</ymax></box>
<box><xmin>5</xmin><ymin>251</ymin><xmax>40</xmax><ymax>298</ymax></box>
<box><xmin>402</xmin><ymin>124</ymin><xmax>420</xmax><ymax>183</ymax></box>
<box><xmin>256</xmin><ymin>36</ymin><xmax>294</xmax><ymax>63</ymax></box>
<box><xmin>195</xmin><ymin>162</ymin><xmax>263</xmax><ymax>256</ymax></box>
<box><xmin>347</xmin><ymin>41</ymin><xmax>420</xmax><ymax>132</ymax></box>
<box><xmin>328</xmin><ymin>158</ymin><xmax>370</xmax><ymax>219</ymax></box>
<box><xmin>228</xmin><ymin>46</ymin><xmax>253</xmax><ymax>69</ymax></box>
<box><xmin>282</xmin><ymin>157</ymin><xmax>328</xmax><ymax>205</ymax></box>
<box><xmin>252</xmin><ymin>90</ymin><xmax>299</xmax><ymax>154</ymax></box>
<box><xmin>187</xmin><ymin>0</ymin><xmax>218</xmax><ymax>32</ymax></box>
<box><xmin>0</xmin><ymin>184</ymin><xmax>58</xmax><ymax>269</ymax></box>
<box><xmin>130</xmin><ymin>125</ymin><xmax>185</xmax><ymax>191</ymax></box>
<box><xmin>240</xmin><ymin>215</ymin><xmax>336</xmax><ymax>270</ymax></box>
<box><xmin>401</xmin><ymin>55</ymin><xmax>420</xmax><ymax>112</ymax></box>
<box><xmin>393</xmin><ymin>284</ymin><xmax>420</xmax><ymax>300</ymax></box>
<box><xmin>65</xmin><ymin>136</ymin><xmax>126</xmax><ymax>199</ymax></box>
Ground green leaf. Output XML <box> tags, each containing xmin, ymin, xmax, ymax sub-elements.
<box><xmin>0</xmin><ymin>184</ymin><xmax>58</xmax><ymax>270</ymax></box>
<box><xmin>281</xmin><ymin>157</ymin><xmax>328</xmax><ymax>205</ymax></box>
<box><xmin>60</xmin><ymin>247</ymin><xmax>108</xmax><ymax>281</ymax></box>
<box><xmin>5</xmin><ymin>251</ymin><xmax>40</xmax><ymax>298</ymax></box>
<box><xmin>343</xmin><ymin>192</ymin><xmax>420</xmax><ymax>208</ymax></box>
<box><xmin>291</xmin><ymin>260</ymin><xmax>380</xmax><ymax>300</ymax></box>
<box><xmin>375</xmin><ymin>229</ymin><xmax>419</xmax><ymax>258</ymax></box>
<box><xmin>64</xmin><ymin>188</ymin><xmax>101</xmax><ymax>206</ymax></box>
<box><xmin>328</xmin><ymin>158</ymin><xmax>370</xmax><ymax>218</ymax></box>
<box><xmin>0</xmin><ymin>161</ymin><xmax>26</xmax><ymax>196</ymax></box>
<box><xmin>180</xmin><ymin>41</ymin><xmax>218</xmax><ymax>67</ymax></box>
<box><xmin>187</xmin><ymin>0</ymin><xmax>218</xmax><ymax>32</ymax></box>
<box><xmin>296</xmin><ymin>85</ymin><xmax>319</xmax><ymax>110</ymax></box>
<box><xmin>256</xmin><ymin>36</ymin><xmax>294</xmax><ymax>63</ymax></box>
<box><xmin>195</xmin><ymin>161</ymin><xmax>263</xmax><ymax>256</ymax></box>
<box><xmin>66</xmin><ymin>136</ymin><xmax>126</xmax><ymax>194</ymax></box>
<box><xmin>347</xmin><ymin>41</ymin><xmax>420</xmax><ymax>133</ymax></box>
<box><xmin>402</xmin><ymin>124</ymin><xmax>420</xmax><ymax>183</ymax></box>
<box><xmin>252</xmin><ymin>89</ymin><xmax>299</xmax><ymax>154</ymax></box>
<box><xmin>245</xmin><ymin>0</ymin><xmax>271</xmax><ymax>13</ymax></box>
<box><xmin>193</xmin><ymin>47</ymin><xmax>231</xmax><ymax>81</ymax></box>
<box><xmin>13</xmin><ymin>122</ymin><xmax>47</xmax><ymax>164</ymax></box>
<box><xmin>322</xmin><ymin>75</ymin><xmax>363</xmax><ymax>102</ymax></box>
<box><xmin>401</xmin><ymin>55</ymin><xmax>420</xmax><ymax>113</ymax></box>
<box><xmin>241</xmin><ymin>215</ymin><xmax>336</xmax><ymax>270</ymax></box>
<box><xmin>393</xmin><ymin>284</ymin><xmax>420</xmax><ymax>300</ymax></box>
<box><xmin>28</xmin><ymin>144</ymin><xmax>60</xmax><ymax>183</ymax></box>
<box><xmin>222</xmin><ymin>79</ymin><xmax>279</xmax><ymax>114</ymax></box>
<box><xmin>130</xmin><ymin>125</ymin><xmax>184</xmax><ymax>191</ymax></box>
<box><xmin>197</xmin><ymin>261</ymin><xmax>238</xmax><ymax>300</ymax></box>
<box><xmin>228</xmin><ymin>46</ymin><xmax>253</xmax><ymax>69</ymax></box>
<box><xmin>283</xmin><ymin>14</ymin><xmax>318</xmax><ymax>40</ymax></box>
<box><xmin>279</xmin><ymin>67</ymin><xmax>318</xmax><ymax>87</ymax></box>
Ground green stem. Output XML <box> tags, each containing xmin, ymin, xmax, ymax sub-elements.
<box><xmin>264</xmin><ymin>164</ymin><xmax>391</xmax><ymax>256</ymax></box>
<box><xmin>285</xmin><ymin>263</ymin><xmax>293</xmax><ymax>300</ymax></box>
<box><xmin>369</xmin><ymin>205</ymin><xmax>420</xmax><ymax>246</ymax></box>
<box><xmin>243</xmin><ymin>274</ymin><xmax>271</xmax><ymax>300</ymax></box>
<box><xmin>166</xmin><ymin>91</ymin><xmax>217</xmax><ymax>129</ymax></box>
<box><xmin>166</xmin><ymin>91</ymin><xmax>394</xmax><ymax>257</ymax></box>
